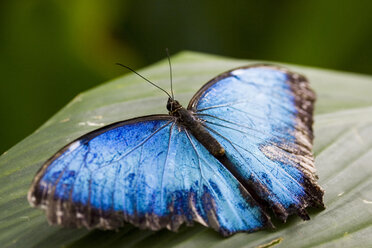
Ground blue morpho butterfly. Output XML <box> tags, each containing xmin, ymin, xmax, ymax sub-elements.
<box><xmin>28</xmin><ymin>61</ymin><xmax>324</xmax><ymax>236</ymax></box>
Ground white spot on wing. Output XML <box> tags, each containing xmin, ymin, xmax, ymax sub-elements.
<box><xmin>362</xmin><ymin>199</ymin><xmax>372</xmax><ymax>204</ymax></box>
<box><xmin>337</xmin><ymin>192</ymin><xmax>344</xmax><ymax>197</ymax></box>
<box><xmin>231</xmin><ymin>69</ymin><xmax>245</xmax><ymax>76</ymax></box>
<box><xmin>69</xmin><ymin>141</ymin><xmax>81</xmax><ymax>152</ymax></box>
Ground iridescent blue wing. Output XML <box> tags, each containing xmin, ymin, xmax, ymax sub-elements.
<box><xmin>28</xmin><ymin>115</ymin><xmax>271</xmax><ymax>236</ymax></box>
<box><xmin>189</xmin><ymin>65</ymin><xmax>324</xmax><ymax>221</ymax></box>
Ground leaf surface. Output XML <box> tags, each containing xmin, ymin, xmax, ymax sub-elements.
<box><xmin>1</xmin><ymin>51</ymin><xmax>372</xmax><ymax>248</ymax></box>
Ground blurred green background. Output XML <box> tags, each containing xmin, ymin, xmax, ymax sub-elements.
<box><xmin>1</xmin><ymin>0</ymin><xmax>372</xmax><ymax>154</ymax></box>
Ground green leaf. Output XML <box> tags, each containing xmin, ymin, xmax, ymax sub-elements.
<box><xmin>1</xmin><ymin>51</ymin><xmax>372</xmax><ymax>248</ymax></box>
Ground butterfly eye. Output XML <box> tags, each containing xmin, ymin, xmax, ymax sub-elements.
<box><xmin>166</xmin><ymin>98</ymin><xmax>173</xmax><ymax>111</ymax></box>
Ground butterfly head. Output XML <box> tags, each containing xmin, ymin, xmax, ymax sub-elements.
<box><xmin>167</xmin><ymin>98</ymin><xmax>183</xmax><ymax>116</ymax></box>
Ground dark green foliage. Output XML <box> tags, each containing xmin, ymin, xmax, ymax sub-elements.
<box><xmin>1</xmin><ymin>0</ymin><xmax>372</xmax><ymax>153</ymax></box>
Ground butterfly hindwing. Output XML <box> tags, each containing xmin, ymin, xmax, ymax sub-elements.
<box><xmin>189</xmin><ymin>65</ymin><xmax>324</xmax><ymax>221</ymax></box>
<box><xmin>28</xmin><ymin>115</ymin><xmax>271</xmax><ymax>236</ymax></box>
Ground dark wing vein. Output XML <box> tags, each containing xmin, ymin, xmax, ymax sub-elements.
<box><xmin>184</xmin><ymin>130</ymin><xmax>207</xmax><ymax>193</ymax></box>
<box><xmin>48</xmin><ymin>145</ymin><xmax>86</xmax><ymax>210</ymax></box>
<box><xmin>196</xmin><ymin>94</ymin><xmax>302</xmax><ymax>117</ymax></box>
<box><xmin>196</xmin><ymin>99</ymin><xmax>258</xmax><ymax>112</ymax></box>
<box><xmin>159</xmin><ymin>122</ymin><xmax>175</xmax><ymax>212</ymax></box>
<box><xmin>200</xmin><ymin>115</ymin><xmax>312</xmax><ymax>156</ymax></box>
<box><xmin>88</xmin><ymin>121</ymin><xmax>173</xmax><ymax>172</ymax></box>
<box><xmin>198</xmin><ymin>108</ymin><xmax>311</xmax><ymax>135</ymax></box>
<box><xmin>203</xmin><ymin>119</ymin><xmax>310</xmax><ymax>152</ymax></box>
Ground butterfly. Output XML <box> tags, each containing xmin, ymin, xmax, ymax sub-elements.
<box><xmin>28</xmin><ymin>64</ymin><xmax>324</xmax><ymax>236</ymax></box>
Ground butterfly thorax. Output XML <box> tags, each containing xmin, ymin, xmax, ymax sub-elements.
<box><xmin>167</xmin><ymin>98</ymin><xmax>225</xmax><ymax>157</ymax></box>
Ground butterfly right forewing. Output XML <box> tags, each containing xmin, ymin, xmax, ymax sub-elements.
<box><xmin>189</xmin><ymin>65</ymin><xmax>324</xmax><ymax>221</ymax></box>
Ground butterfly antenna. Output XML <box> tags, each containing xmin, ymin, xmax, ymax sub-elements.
<box><xmin>116</xmin><ymin>63</ymin><xmax>172</xmax><ymax>98</ymax></box>
<box><xmin>165</xmin><ymin>48</ymin><xmax>174</xmax><ymax>99</ymax></box>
